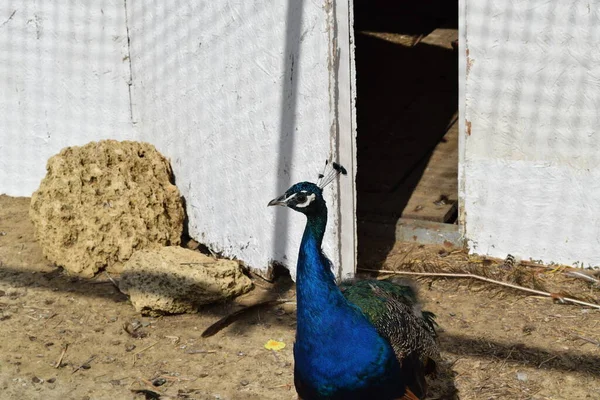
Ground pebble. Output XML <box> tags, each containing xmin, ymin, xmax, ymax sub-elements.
<box><xmin>47</xmin><ymin>378</ymin><xmax>56</xmax><ymax>384</ymax></box>
<box><xmin>240</xmin><ymin>380</ymin><xmax>249</xmax><ymax>386</ymax></box>
<box><xmin>125</xmin><ymin>344</ymin><xmax>136</xmax><ymax>352</ymax></box>
<box><xmin>152</xmin><ymin>378</ymin><xmax>167</xmax><ymax>387</ymax></box>
<box><xmin>516</xmin><ymin>372</ymin><xmax>528</xmax><ymax>382</ymax></box>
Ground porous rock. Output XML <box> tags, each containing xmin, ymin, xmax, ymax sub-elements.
<box><xmin>119</xmin><ymin>246</ymin><xmax>253</xmax><ymax>316</ymax></box>
<box><xmin>29</xmin><ymin>140</ymin><xmax>184</xmax><ymax>277</ymax></box>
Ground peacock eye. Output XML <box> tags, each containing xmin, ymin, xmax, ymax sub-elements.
<box><xmin>295</xmin><ymin>193</ymin><xmax>307</xmax><ymax>203</ymax></box>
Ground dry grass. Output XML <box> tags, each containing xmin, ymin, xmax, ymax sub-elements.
<box><xmin>361</xmin><ymin>241</ymin><xmax>599</xmax><ymax>307</ymax></box>
<box><xmin>359</xmin><ymin>241</ymin><xmax>600</xmax><ymax>399</ymax></box>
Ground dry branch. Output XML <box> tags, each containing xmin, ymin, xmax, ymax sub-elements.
<box><xmin>358</xmin><ymin>268</ymin><xmax>600</xmax><ymax>310</ymax></box>
<box><xmin>72</xmin><ymin>355</ymin><xmax>96</xmax><ymax>374</ymax></box>
<box><xmin>54</xmin><ymin>343</ymin><xmax>68</xmax><ymax>368</ymax></box>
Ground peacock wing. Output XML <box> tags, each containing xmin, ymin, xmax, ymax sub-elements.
<box><xmin>339</xmin><ymin>278</ymin><xmax>440</xmax><ymax>370</ymax></box>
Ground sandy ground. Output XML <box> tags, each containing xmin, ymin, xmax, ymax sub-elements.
<box><xmin>0</xmin><ymin>194</ymin><xmax>599</xmax><ymax>400</ymax></box>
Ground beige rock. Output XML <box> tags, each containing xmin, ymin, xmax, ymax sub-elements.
<box><xmin>119</xmin><ymin>247</ymin><xmax>253</xmax><ymax>316</ymax></box>
<box><xmin>29</xmin><ymin>140</ymin><xmax>185</xmax><ymax>277</ymax></box>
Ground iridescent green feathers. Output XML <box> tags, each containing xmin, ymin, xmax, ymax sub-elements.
<box><xmin>339</xmin><ymin>278</ymin><xmax>440</xmax><ymax>373</ymax></box>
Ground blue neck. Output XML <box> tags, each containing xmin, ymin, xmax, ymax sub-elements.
<box><xmin>293</xmin><ymin>209</ymin><xmax>405</xmax><ymax>398</ymax></box>
<box><xmin>295</xmin><ymin>212</ymin><xmax>343</xmax><ymax>336</ymax></box>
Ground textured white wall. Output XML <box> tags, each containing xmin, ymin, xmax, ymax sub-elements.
<box><xmin>127</xmin><ymin>1</ymin><xmax>354</xmax><ymax>277</ymax></box>
<box><xmin>462</xmin><ymin>1</ymin><xmax>600</xmax><ymax>267</ymax></box>
<box><xmin>0</xmin><ymin>1</ymin><xmax>135</xmax><ymax>196</ymax></box>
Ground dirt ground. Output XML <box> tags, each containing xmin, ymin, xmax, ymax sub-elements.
<box><xmin>0</xmin><ymin>195</ymin><xmax>599</xmax><ymax>400</ymax></box>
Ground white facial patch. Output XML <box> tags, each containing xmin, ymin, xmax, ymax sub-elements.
<box><xmin>282</xmin><ymin>193</ymin><xmax>297</xmax><ymax>202</ymax></box>
<box><xmin>295</xmin><ymin>193</ymin><xmax>316</xmax><ymax>208</ymax></box>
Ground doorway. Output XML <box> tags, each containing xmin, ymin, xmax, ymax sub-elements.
<box><xmin>352</xmin><ymin>0</ymin><xmax>460</xmax><ymax>266</ymax></box>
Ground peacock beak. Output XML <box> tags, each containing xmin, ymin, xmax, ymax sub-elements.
<box><xmin>268</xmin><ymin>194</ymin><xmax>288</xmax><ymax>207</ymax></box>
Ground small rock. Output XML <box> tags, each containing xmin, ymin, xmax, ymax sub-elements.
<box><xmin>125</xmin><ymin>344</ymin><xmax>136</xmax><ymax>352</ymax></box>
<box><xmin>522</xmin><ymin>325</ymin><xmax>535</xmax><ymax>334</ymax></box>
<box><xmin>119</xmin><ymin>247</ymin><xmax>253</xmax><ymax>316</ymax></box>
<box><xmin>240</xmin><ymin>380</ymin><xmax>249</xmax><ymax>386</ymax></box>
<box><xmin>449</xmin><ymin>312</ymin><xmax>456</xmax><ymax>317</ymax></box>
<box><xmin>31</xmin><ymin>377</ymin><xmax>43</xmax><ymax>384</ymax></box>
<box><xmin>516</xmin><ymin>372</ymin><xmax>528</xmax><ymax>382</ymax></box>
<box><xmin>130</xmin><ymin>320</ymin><xmax>142</xmax><ymax>330</ymax></box>
<box><xmin>0</xmin><ymin>314</ymin><xmax>11</xmax><ymax>321</ymax></box>
<box><xmin>199</xmin><ymin>373</ymin><xmax>209</xmax><ymax>378</ymax></box>
<box><xmin>110</xmin><ymin>340</ymin><xmax>121</xmax><ymax>346</ymax></box>
<box><xmin>45</xmin><ymin>342</ymin><xmax>54</xmax><ymax>347</ymax></box>
<box><xmin>46</xmin><ymin>378</ymin><xmax>56</xmax><ymax>384</ymax></box>
<box><xmin>152</xmin><ymin>378</ymin><xmax>167</xmax><ymax>387</ymax></box>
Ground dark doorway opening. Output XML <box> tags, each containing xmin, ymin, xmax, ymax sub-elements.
<box><xmin>353</xmin><ymin>0</ymin><xmax>460</xmax><ymax>267</ymax></box>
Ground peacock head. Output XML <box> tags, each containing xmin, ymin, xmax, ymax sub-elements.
<box><xmin>267</xmin><ymin>161</ymin><xmax>347</xmax><ymax>216</ymax></box>
<box><xmin>267</xmin><ymin>182</ymin><xmax>325</xmax><ymax>215</ymax></box>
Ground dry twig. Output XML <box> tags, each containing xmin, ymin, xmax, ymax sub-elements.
<box><xmin>184</xmin><ymin>349</ymin><xmax>217</xmax><ymax>354</ymax></box>
<box><xmin>72</xmin><ymin>355</ymin><xmax>96</xmax><ymax>374</ymax></box>
<box><xmin>358</xmin><ymin>268</ymin><xmax>600</xmax><ymax>310</ymax></box>
<box><xmin>103</xmin><ymin>271</ymin><xmax>120</xmax><ymax>289</ymax></box>
<box><xmin>54</xmin><ymin>343</ymin><xmax>68</xmax><ymax>368</ymax></box>
<box><xmin>573</xmin><ymin>334</ymin><xmax>600</xmax><ymax>347</ymax></box>
<box><xmin>132</xmin><ymin>341</ymin><xmax>159</xmax><ymax>366</ymax></box>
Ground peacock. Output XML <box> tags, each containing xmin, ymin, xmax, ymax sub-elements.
<box><xmin>267</xmin><ymin>161</ymin><xmax>440</xmax><ymax>400</ymax></box>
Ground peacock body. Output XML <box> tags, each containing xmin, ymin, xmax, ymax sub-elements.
<box><xmin>268</xmin><ymin>164</ymin><xmax>439</xmax><ymax>400</ymax></box>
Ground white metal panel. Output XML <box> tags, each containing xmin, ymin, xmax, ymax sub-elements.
<box><xmin>127</xmin><ymin>1</ymin><xmax>356</xmax><ymax>277</ymax></box>
<box><xmin>0</xmin><ymin>1</ymin><xmax>135</xmax><ymax>196</ymax></box>
<box><xmin>462</xmin><ymin>0</ymin><xmax>600</xmax><ymax>267</ymax></box>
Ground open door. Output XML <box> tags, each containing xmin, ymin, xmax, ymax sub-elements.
<box><xmin>335</xmin><ymin>0</ymin><xmax>359</xmax><ymax>280</ymax></box>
